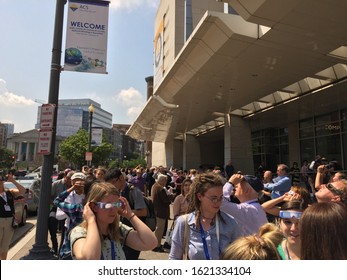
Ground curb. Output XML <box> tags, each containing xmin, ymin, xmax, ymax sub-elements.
<box><xmin>10</xmin><ymin>223</ymin><xmax>34</xmax><ymax>248</ymax></box>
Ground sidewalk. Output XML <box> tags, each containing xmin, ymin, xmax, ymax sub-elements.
<box><xmin>8</xmin><ymin>220</ymin><xmax>171</xmax><ymax>260</ymax></box>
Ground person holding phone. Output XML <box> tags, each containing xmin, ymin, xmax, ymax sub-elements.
<box><xmin>0</xmin><ymin>172</ymin><xmax>26</xmax><ymax>260</ymax></box>
<box><xmin>70</xmin><ymin>181</ymin><xmax>157</xmax><ymax>260</ymax></box>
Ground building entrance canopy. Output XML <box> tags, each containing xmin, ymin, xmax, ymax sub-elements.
<box><xmin>127</xmin><ymin>0</ymin><xmax>347</xmax><ymax>142</ymax></box>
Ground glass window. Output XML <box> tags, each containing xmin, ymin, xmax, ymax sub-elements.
<box><xmin>315</xmin><ymin>122</ymin><xmax>341</xmax><ymax>136</ymax></box>
<box><xmin>279</xmin><ymin>144</ymin><xmax>289</xmax><ymax>166</ymax></box>
<box><xmin>342</xmin><ymin>134</ymin><xmax>347</xmax><ymax>169</ymax></box>
<box><xmin>315</xmin><ymin>111</ymin><xmax>339</xmax><ymax>125</ymax></box>
<box><xmin>300</xmin><ymin>126</ymin><xmax>314</xmax><ymax>138</ymax></box>
<box><xmin>341</xmin><ymin>109</ymin><xmax>347</xmax><ymax>121</ymax></box>
<box><xmin>251</xmin><ymin>131</ymin><xmax>261</xmax><ymax>138</ymax></box>
<box><xmin>316</xmin><ymin>135</ymin><xmax>342</xmax><ymax>163</ymax></box>
<box><xmin>252</xmin><ymin>141</ymin><xmax>262</xmax><ymax>154</ymax></box>
<box><xmin>300</xmin><ymin>139</ymin><xmax>315</xmax><ymax>163</ymax></box>
<box><xmin>264</xmin><ymin>144</ymin><xmax>274</xmax><ymax>154</ymax></box>
<box><xmin>299</xmin><ymin>118</ymin><xmax>314</xmax><ymax>129</ymax></box>
<box><xmin>280</xmin><ymin>135</ymin><xmax>288</xmax><ymax>145</ymax></box>
<box><xmin>341</xmin><ymin>120</ymin><xmax>347</xmax><ymax>133</ymax></box>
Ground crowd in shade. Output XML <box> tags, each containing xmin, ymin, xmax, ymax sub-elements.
<box><xmin>1</xmin><ymin>157</ymin><xmax>346</xmax><ymax>260</ymax></box>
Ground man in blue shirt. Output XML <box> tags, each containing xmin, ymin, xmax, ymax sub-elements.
<box><xmin>264</xmin><ymin>164</ymin><xmax>291</xmax><ymax>199</ymax></box>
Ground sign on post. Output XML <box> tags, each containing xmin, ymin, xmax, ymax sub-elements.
<box><xmin>85</xmin><ymin>152</ymin><xmax>92</xmax><ymax>161</ymax></box>
<box><xmin>38</xmin><ymin>130</ymin><xmax>53</xmax><ymax>155</ymax></box>
<box><xmin>38</xmin><ymin>104</ymin><xmax>56</xmax><ymax>154</ymax></box>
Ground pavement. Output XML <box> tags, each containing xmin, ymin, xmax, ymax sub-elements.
<box><xmin>8</xmin><ymin>216</ymin><xmax>171</xmax><ymax>260</ymax></box>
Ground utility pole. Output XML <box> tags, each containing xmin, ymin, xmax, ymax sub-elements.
<box><xmin>22</xmin><ymin>0</ymin><xmax>66</xmax><ymax>259</ymax></box>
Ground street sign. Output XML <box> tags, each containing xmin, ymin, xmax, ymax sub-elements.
<box><xmin>39</xmin><ymin>104</ymin><xmax>56</xmax><ymax>129</ymax></box>
<box><xmin>37</xmin><ymin>130</ymin><xmax>53</xmax><ymax>154</ymax></box>
<box><xmin>85</xmin><ymin>152</ymin><xmax>92</xmax><ymax>161</ymax></box>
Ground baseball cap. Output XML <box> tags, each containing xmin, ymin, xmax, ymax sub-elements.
<box><xmin>243</xmin><ymin>175</ymin><xmax>264</xmax><ymax>193</ymax></box>
<box><xmin>71</xmin><ymin>172</ymin><xmax>86</xmax><ymax>181</ymax></box>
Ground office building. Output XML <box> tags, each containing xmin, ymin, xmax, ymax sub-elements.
<box><xmin>0</xmin><ymin>122</ymin><xmax>14</xmax><ymax>148</ymax></box>
<box><xmin>36</xmin><ymin>98</ymin><xmax>113</xmax><ymax>137</ymax></box>
<box><xmin>127</xmin><ymin>0</ymin><xmax>347</xmax><ymax>173</ymax></box>
<box><xmin>7</xmin><ymin>99</ymin><xmax>113</xmax><ymax>165</ymax></box>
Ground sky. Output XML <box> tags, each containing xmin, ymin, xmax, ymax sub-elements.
<box><xmin>0</xmin><ymin>0</ymin><xmax>159</xmax><ymax>133</ymax></box>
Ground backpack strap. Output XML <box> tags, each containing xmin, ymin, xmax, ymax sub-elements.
<box><xmin>122</xmin><ymin>184</ymin><xmax>135</xmax><ymax>209</ymax></box>
<box><xmin>127</xmin><ymin>184</ymin><xmax>135</xmax><ymax>209</ymax></box>
<box><xmin>6</xmin><ymin>191</ymin><xmax>15</xmax><ymax>215</ymax></box>
<box><xmin>183</xmin><ymin>214</ymin><xmax>190</xmax><ymax>260</ymax></box>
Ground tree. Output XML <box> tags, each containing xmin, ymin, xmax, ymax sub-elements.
<box><xmin>122</xmin><ymin>156</ymin><xmax>146</xmax><ymax>169</ymax></box>
<box><xmin>0</xmin><ymin>147</ymin><xmax>16</xmax><ymax>169</ymax></box>
<box><xmin>59</xmin><ymin>129</ymin><xmax>113</xmax><ymax>168</ymax></box>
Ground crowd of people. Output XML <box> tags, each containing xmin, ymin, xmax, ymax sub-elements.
<box><xmin>1</xmin><ymin>158</ymin><xmax>347</xmax><ymax>260</ymax></box>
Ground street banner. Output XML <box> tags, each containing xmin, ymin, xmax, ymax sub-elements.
<box><xmin>64</xmin><ymin>0</ymin><xmax>110</xmax><ymax>74</ymax></box>
<box><xmin>92</xmin><ymin>127</ymin><xmax>103</xmax><ymax>146</ymax></box>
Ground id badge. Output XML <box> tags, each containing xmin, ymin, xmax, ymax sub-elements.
<box><xmin>4</xmin><ymin>204</ymin><xmax>11</xmax><ymax>212</ymax></box>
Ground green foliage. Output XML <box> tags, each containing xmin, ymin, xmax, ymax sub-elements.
<box><xmin>122</xmin><ymin>157</ymin><xmax>146</xmax><ymax>169</ymax></box>
<box><xmin>59</xmin><ymin>129</ymin><xmax>113</xmax><ymax>168</ymax></box>
<box><xmin>108</xmin><ymin>159</ymin><xmax>121</xmax><ymax>169</ymax></box>
<box><xmin>0</xmin><ymin>147</ymin><xmax>16</xmax><ymax>169</ymax></box>
<box><xmin>106</xmin><ymin>156</ymin><xmax>146</xmax><ymax>169</ymax></box>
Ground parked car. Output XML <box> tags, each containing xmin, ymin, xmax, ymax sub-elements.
<box><xmin>14</xmin><ymin>170</ymin><xmax>28</xmax><ymax>178</ymax></box>
<box><xmin>5</xmin><ymin>178</ymin><xmax>41</xmax><ymax>215</ymax></box>
<box><xmin>24</xmin><ymin>172</ymin><xmax>41</xmax><ymax>179</ymax></box>
<box><xmin>3</xmin><ymin>183</ymin><xmax>28</xmax><ymax>226</ymax></box>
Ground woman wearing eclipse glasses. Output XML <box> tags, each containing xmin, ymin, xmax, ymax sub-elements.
<box><xmin>69</xmin><ymin>181</ymin><xmax>157</xmax><ymax>260</ymax></box>
<box><xmin>276</xmin><ymin>200</ymin><xmax>307</xmax><ymax>260</ymax></box>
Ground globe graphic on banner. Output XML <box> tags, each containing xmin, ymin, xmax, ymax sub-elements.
<box><xmin>65</xmin><ymin>48</ymin><xmax>83</xmax><ymax>65</ymax></box>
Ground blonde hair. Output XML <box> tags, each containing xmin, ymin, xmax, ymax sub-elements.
<box><xmin>80</xmin><ymin>182</ymin><xmax>122</xmax><ymax>241</ymax></box>
<box><xmin>221</xmin><ymin>223</ymin><xmax>283</xmax><ymax>260</ymax></box>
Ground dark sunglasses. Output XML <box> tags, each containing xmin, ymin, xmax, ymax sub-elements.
<box><xmin>326</xmin><ymin>183</ymin><xmax>344</xmax><ymax>198</ymax></box>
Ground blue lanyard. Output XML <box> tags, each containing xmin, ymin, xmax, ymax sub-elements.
<box><xmin>100</xmin><ymin>239</ymin><xmax>116</xmax><ymax>260</ymax></box>
<box><xmin>199</xmin><ymin>219</ymin><xmax>211</xmax><ymax>260</ymax></box>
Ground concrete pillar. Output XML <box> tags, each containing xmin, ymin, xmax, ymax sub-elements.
<box><xmin>18</xmin><ymin>142</ymin><xmax>22</xmax><ymax>161</ymax></box>
<box><xmin>288</xmin><ymin>121</ymin><xmax>300</xmax><ymax>166</ymax></box>
<box><xmin>224</xmin><ymin>115</ymin><xmax>254</xmax><ymax>174</ymax></box>
<box><xmin>165</xmin><ymin>138</ymin><xmax>174</xmax><ymax>168</ymax></box>
<box><xmin>173</xmin><ymin>139</ymin><xmax>183</xmax><ymax>169</ymax></box>
<box><xmin>26</xmin><ymin>143</ymin><xmax>30</xmax><ymax>162</ymax></box>
<box><xmin>183</xmin><ymin>133</ymin><xmax>201</xmax><ymax>170</ymax></box>
<box><xmin>16</xmin><ymin>142</ymin><xmax>22</xmax><ymax>160</ymax></box>
<box><xmin>224</xmin><ymin>113</ymin><xmax>232</xmax><ymax>164</ymax></box>
<box><xmin>145</xmin><ymin>76</ymin><xmax>154</xmax><ymax>168</ymax></box>
<box><xmin>33</xmin><ymin>143</ymin><xmax>37</xmax><ymax>161</ymax></box>
<box><xmin>152</xmin><ymin>139</ymin><xmax>174</xmax><ymax>168</ymax></box>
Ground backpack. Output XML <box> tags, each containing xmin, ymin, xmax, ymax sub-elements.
<box><xmin>142</xmin><ymin>196</ymin><xmax>157</xmax><ymax>231</ymax></box>
<box><xmin>127</xmin><ymin>185</ymin><xmax>157</xmax><ymax>231</ymax></box>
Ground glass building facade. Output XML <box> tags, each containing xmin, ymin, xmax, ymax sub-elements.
<box><xmin>252</xmin><ymin>108</ymin><xmax>347</xmax><ymax>173</ymax></box>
